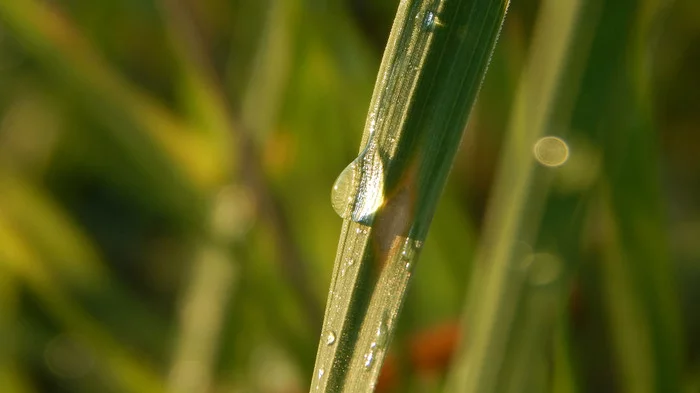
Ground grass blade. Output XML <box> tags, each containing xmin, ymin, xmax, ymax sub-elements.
<box><xmin>444</xmin><ymin>0</ymin><xmax>583</xmax><ymax>391</ymax></box>
<box><xmin>570</xmin><ymin>0</ymin><xmax>683</xmax><ymax>389</ymax></box>
<box><xmin>311</xmin><ymin>0</ymin><xmax>509</xmax><ymax>391</ymax></box>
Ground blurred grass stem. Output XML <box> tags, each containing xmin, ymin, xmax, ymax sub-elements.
<box><xmin>157</xmin><ymin>0</ymin><xmax>321</xmax><ymax>330</ymax></box>
<box><xmin>444</xmin><ymin>0</ymin><xmax>582</xmax><ymax>391</ymax></box>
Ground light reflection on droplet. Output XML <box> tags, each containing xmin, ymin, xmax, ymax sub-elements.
<box><xmin>423</xmin><ymin>10</ymin><xmax>444</xmax><ymax>31</ymax></box>
<box><xmin>364</xmin><ymin>350</ymin><xmax>375</xmax><ymax>369</ymax></box>
<box><xmin>533</xmin><ymin>136</ymin><xmax>569</xmax><ymax>167</ymax></box>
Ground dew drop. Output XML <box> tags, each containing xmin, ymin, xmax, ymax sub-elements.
<box><xmin>375</xmin><ymin>314</ymin><xmax>389</xmax><ymax>347</ymax></box>
<box><xmin>400</xmin><ymin>238</ymin><xmax>423</xmax><ymax>266</ymax></box>
<box><xmin>400</xmin><ymin>238</ymin><xmax>412</xmax><ymax>259</ymax></box>
<box><xmin>347</xmin><ymin>258</ymin><xmax>355</xmax><ymax>266</ymax></box>
<box><xmin>330</xmin><ymin>145</ymin><xmax>385</xmax><ymax>223</ymax></box>
<box><xmin>317</xmin><ymin>368</ymin><xmax>325</xmax><ymax>380</ymax></box>
<box><xmin>332</xmin><ymin>162</ymin><xmax>360</xmax><ymax>220</ymax></box>
<box><xmin>326</xmin><ymin>331</ymin><xmax>336</xmax><ymax>346</ymax></box>
<box><xmin>364</xmin><ymin>351</ymin><xmax>375</xmax><ymax>369</ymax></box>
<box><xmin>423</xmin><ymin>10</ymin><xmax>444</xmax><ymax>31</ymax></box>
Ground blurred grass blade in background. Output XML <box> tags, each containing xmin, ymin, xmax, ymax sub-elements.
<box><xmin>311</xmin><ymin>0</ymin><xmax>509</xmax><ymax>391</ymax></box>
<box><xmin>445</xmin><ymin>0</ymin><xmax>582</xmax><ymax>391</ymax></box>
<box><xmin>572</xmin><ymin>0</ymin><xmax>684</xmax><ymax>390</ymax></box>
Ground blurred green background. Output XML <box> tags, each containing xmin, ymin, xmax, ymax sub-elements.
<box><xmin>0</xmin><ymin>0</ymin><xmax>699</xmax><ymax>392</ymax></box>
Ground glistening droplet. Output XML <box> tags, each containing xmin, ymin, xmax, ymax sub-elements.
<box><xmin>331</xmin><ymin>162</ymin><xmax>359</xmax><ymax>220</ymax></box>
<box><xmin>423</xmin><ymin>10</ymin><xmax>444</xmax><ymax>31</ymax></box>
<box><xmin>326</xmin><ymin>331</ymin><xmax>336</xmax><ymax>346</ymax></box>
<box><xmin>364</xmin><ymin>351</ymin><xmax>375</xmax><ymax>369</ymax></box>
<box><xmin>331</xmin><ymin>145</ymin><xmax>385</xmax><ymax>223</ymax></box>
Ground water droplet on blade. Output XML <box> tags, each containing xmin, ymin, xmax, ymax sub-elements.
<box><xmin>364</xmin><ymin>351</ymin><xmax>374</xmax><ymax>369</ymax></box>
<box><xmin>331</xmin><ymin>162</ymin><xmax>359</xmax><ymax>220</ymax></box>
<box><xmin>326</xmin><ymin>331</ymin><xmax>336</xmax><ymax>346</ymax></box>
<box><xmin>330</xmin><ymin>145</ymin><xmax>385</xmax><ymax>223</ymax></box>
<box><xmin>423</xmin><ymin>10</ymin><xmax>444</xmax><ymax>31</ymax></box>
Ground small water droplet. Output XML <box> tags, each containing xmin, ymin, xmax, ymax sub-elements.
<box><xmin>423</xmin><ymin>10</ymin><xmax>444</xmax><ymax>31</ymax></box>
<box><xmin>405</xmin><ymin>262</ymin><xmax>411</xmax><ymax>271</ymax></box>
<box><xmin>326</xmin><ymin>331</ymin><xmax>336</xmax><ymax>345</ymax></box>
<box><xmin>375</xmin><ymin>314</ymin><xmax>389</xmax><ymax>347</ymax></box>
<box><xmin>414</xmin><ymin>240</ymin><xmax>423</xmax><ymax>249</ymax></box>
<box><xmin>368</xmin><ymin>114</ymin><xmax>377</xmax><ymax>134</ymax></box>
<box><xmin>400</xmin><ymin>238</ymin><xmax>412</xmax><ymax>259</ymax></box>
<box><xmin>364</xmin><ymin>351</ymin><xmax>375</xmax><ymax>369</ymax></box>
<box><xmin>347</xmin><ymin>258</ymin><xmax>355</xmax><ymax>266</ymax></box>
<box><xmin>317</xmin><ymin>368</ymin><xmax>325</xmax><ymax>380</ymax></box>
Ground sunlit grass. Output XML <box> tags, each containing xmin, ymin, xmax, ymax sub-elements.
<box><xmin>0</xmin><ymin>0</ymin><xmax>697</xmax><ymax>392</ymax></box>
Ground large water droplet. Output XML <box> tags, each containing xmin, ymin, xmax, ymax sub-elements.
<box><xmin>331</xmin><ymin>145</ymin><xmax>385</xmax><ymax>223</ymax></box>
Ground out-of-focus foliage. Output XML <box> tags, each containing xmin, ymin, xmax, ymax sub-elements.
<box><xmin>0</xmin><ymin>0</ymin><xmax>698</xmax><ymax>392</ymax></box>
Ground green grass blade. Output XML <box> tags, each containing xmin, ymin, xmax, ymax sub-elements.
<box><xmin>311</xmin><ymin>0</ymin><xmax>509</xmax><ymax>391</ymax></box>
<box><xmin>444</xmin><ymin>0</ymin><xmax>583</xmax><ymax>391</ymax></box>
<box><xmin>571</xmin><ymin>0</ymin><xmax>684</xmax><ymax>389</ymax></box>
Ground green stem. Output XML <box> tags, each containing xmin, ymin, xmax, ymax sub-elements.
<box><xmin>311</xmin><ymin>0</ymin><xmax>509</xmax><ymax>391</ymax></box>
<box><xmin>444</xmin><ymin>0</ymin><xmax>583</xmax><ymax>392</ymax></box>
